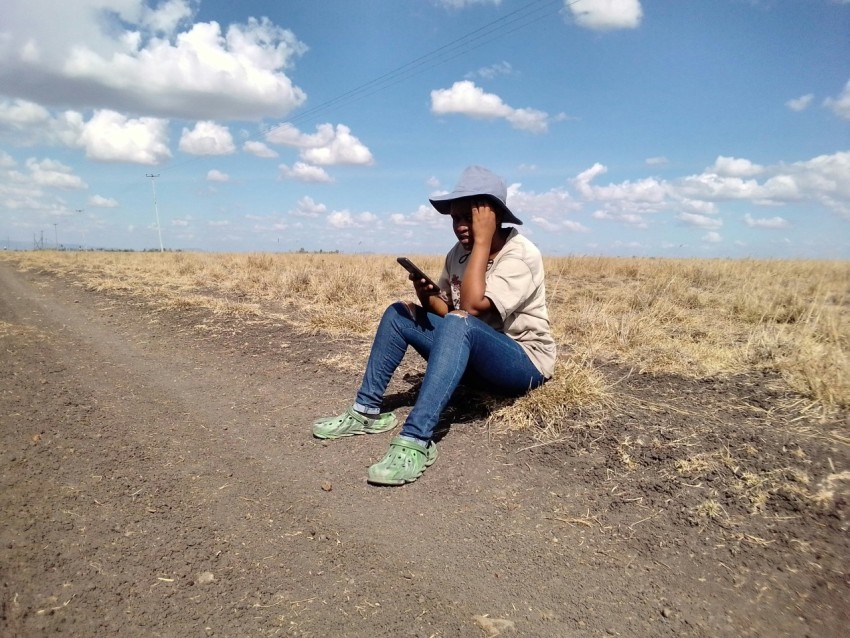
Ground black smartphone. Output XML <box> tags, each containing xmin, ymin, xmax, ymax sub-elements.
<box><xmin>397</xmin><ymin>257</ymin><xmax>439</xmax><ymax>291</ymax></box>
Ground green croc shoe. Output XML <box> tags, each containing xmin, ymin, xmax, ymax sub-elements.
<box><xmin>367</xmin><ymin>436</ymin><xmax>438</xmax><ymax>485</ymax></box>
<box><xmin>312</xmin><ymin>406</ymin><xmax>397</xmax><ymax>440</ymax></box>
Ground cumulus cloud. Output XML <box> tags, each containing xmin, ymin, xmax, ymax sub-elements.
<box><xmin>327</xmin><ymin>211</ymin><xmax>354</xmax><ymax>228</ymax></box>
<box><xmin>824</xmin><ymin>80</ymin><xmax>850</xmax><ymax>120</ymax></box>
<box><xmin>0</xmin><ymin>1</ymin><xmax>308</xmax><ymax>120</ymax></box>
<box><xmin>0</xmin><ymin>99</ymin><xmax>51</xmax><ymax>128</ymax></box>
<box><xmin>567</xmin><ymin>150</ymin><xmax>850</xmax><ymax>232</ymax></box>
<box><xmin>0</xmin><ymin>151</ymin><xmax>16</xmax><ymax>168</ymax></box>
<box><xmin>466</xmin><ymin>61</ymin><xmax>513</xmax><ymax>80</ymax></box>
<box><xmin>266</xmin><ymin>123</ymin><xmax>373</xmax><ymax>166</ymax></box>
<box><xmin>206</xmin><ymin>169</ymin><xmax>230</xmax><ymax>182</ymax></box>
<box><xmin>435</xmin><ymin>0</ymin><xmax>502</xmax><ymax>9</ymax></box>
<box><xmin>430</xmin><ymin>81</ymin><xmax>549</xmax><ymax>133</ymax></box>
<box><xmin>532</xmin><ymin>216</ymin><xmax>589</xmax><ymax>233</ymax></box>
<box><xmin>390</xmin><ymin>204</ymin><xmax>444</xmax><ymax>228</ymax></box>
<box><xmin>88</xmin><ymin>194</ymin><xmax>119</xmax><ymax>207</ymax></box>
<box><xmin>677</xmin><ymin>212</ymin><xmax>722</xmax><ymax>229</ymax></box>
<box><xmin>566</xmin><ymin>0</ymin><xmax>643</xmax><ymax>31</ymax></box>
<box><xmin>327</xmin><ymin>210</ymin><xmax>377</xmax><ymax>229</ymax></box>
<box><xmin>702</xmin><ymin>231</ymin><xmax>722</xmax><ymax>243</ymax></box>
<box><xmin>77</xmin><ymin>110</ymin><xmax>171</xmax><ymax>164</ymax></box>
<box><xmin>291</xmin><ymin>196</ymin><xmax>327</xmax><ymax>217</ymax></box>
<box><xmin>179</xmin><ymin>121</ymin><xmax>235</xmax><ymax>155</ymax></box>
<box><xmin>711</xmin><ymin>156</ymin><xmax>764</xmax><ymax>177</ymax></box>
<box><xmin>20</xmin><ymin>158</ymin><xmax>87</xmax><ymax>189</ymax></box>
<box><xmin>278</xmin><ymin>162</ymin><xmax>332</xmax><ymax>183</ymax></box>
<box><xmin>786</xmin><ymin>94</ymin><xmax>814</xmax><ymax>112</ymax></box>
<box><xmin>744</xmin><ymin>213</ymin><xmax>789</xmax><ymax>229</ymax></box>
<box><xmin>243</xmin><ymin>140</ymin><xmax>278</xmax><ymax>158</ymax></box>
<box><xmin>573</xmin><ymin>163</ymin><xmax>667</xmax><ymax>204</ymax></box>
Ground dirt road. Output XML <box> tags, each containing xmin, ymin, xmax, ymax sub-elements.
<box><xmin>1</xmin><ymin>261</ymin><xmax>847</xmax><ymax>637</ymax></box>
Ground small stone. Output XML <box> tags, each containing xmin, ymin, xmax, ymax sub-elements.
<box><xmin>197</xmin><ymin>571</ymin><xmax>215</xmax><ymax>585</ymax></box>
<box><xmin>661</xmin><ymin>607</ymin><xmax>672</xmax><ymax>619</ymax></box>
<box><xmin>321</xmin><ymin>481</ymin><xmax>333</xmax><ymax>492</ymax></box>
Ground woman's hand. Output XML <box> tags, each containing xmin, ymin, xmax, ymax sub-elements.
<box><xmin>471</xmin><ymin>200</ymin><xmax>497</xmax><ymax>246</ymax></box>
<box><xmin>410</xmin><ymin>273</ymin><xmax>438</xmax><ymax>299</ymax></box>
<box><xmin>410</xmin><ymin>274</ymin><xmax>450</xmax><ymax>317</ymax></box>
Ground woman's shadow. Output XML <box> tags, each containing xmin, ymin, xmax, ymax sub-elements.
<box><xmin>380</xmin><ymin>372</ymin><xmax>510</xmax><ymax>444</ymax></box>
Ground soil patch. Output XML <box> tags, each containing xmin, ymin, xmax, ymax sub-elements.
<box><xmin>1</xmin><ymin>262</ymin><xmax>848</xmax><ymax>637</ymax></box>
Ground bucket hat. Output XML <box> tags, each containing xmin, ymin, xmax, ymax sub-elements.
<box><xmin>429</xmin><ymin>165</ymin><xmax>523</xmax><ymax>225</ymax></box>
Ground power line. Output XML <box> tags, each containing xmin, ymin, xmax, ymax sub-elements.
<box><xmin>277</xmin><ymin>0</ymin><xmax>567</xmax><ymax>130</ymax></box>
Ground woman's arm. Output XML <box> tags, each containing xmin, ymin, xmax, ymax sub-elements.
<box><xmin>411</xmin><ymin>275</ymin><xmax>450</xmax><ymax>317</ymax></box>
<box><xmin>458</xmin><ymin>201</ymin><xmax>496</xmax><ymax>316</ymax></box>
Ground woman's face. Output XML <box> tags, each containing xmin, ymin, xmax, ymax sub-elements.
<box><xmin>450</xmin><ymin>199</ymin><xmax>473</xmax><ymax>250</ymax></box>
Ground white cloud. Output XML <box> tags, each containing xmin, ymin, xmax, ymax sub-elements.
<box><xmin>786</xmin><ymin>94</ymin><xmax>814</xmax><ymax>112</ymax></box>
<box><xmin>592</xmin><ymin>209</ymin><xmax>648</xmax><ymax>228</ymax></box>
<box><xmin>744</xmin><ymin>213</ymin><xmax>789</xmax><ymax>229</ymax></box>
<box><xmin>0</xmin><ymin>151</ymin><xmax>16</xmax><ymax>168</ymax></box>
<box><xmin>141</xmin><ymin>0</ymin><xmax>195</xmax><ymax>35</ymax></box>
<box><xmin>278</xmin><ymin>162</ymin><xmax>332</xmax><ymax>183</ymax></box>
<box><xmin>243</xmin><ymin>140</ymin><xmax>278</xmax><ymax>158</ymax></box>
<box><xmin>328</xmin><ymin>210</ymin><xmax>355</xmax><ymax>229</ymax></box>
<box><xmin>645</xmin><ymin>156</ymin><xmax>668</xmax><ymax>166</ymax></box>
<box><xmin>466</xmin><ymin>61</ymin><xmax>513</xmax><ymax>80</ymax></box>
<box><xmin>702</xmin><ymin>231</ymin><xmax>722</xmax><ymax>243</ymax></box>
<box><xmin>436</xmin><ymin>0</ymin><xmax>502</xmax><ymax>8</ymax></box>
<box><xmin>677</xmin><ymin>212</ymin><xmax>722</xmax><ymax>229</ymax></box>
<box><xmin>711</xmin><ymin>156</ymin><xmax>764</xmax><ymax>177</ymax></box>
<box><xmin>206</xmin><ymin>169</ymin><xmax>230</xmax><ymax>182</ymax></box>
<box><xmin>266</xmin><ymin>123</ymin><xmax>373</xmax><ymax>165</ymax></box>
<box><xmin>573</xmin><ymin>163</ymin><xmax>667</xmax><ymax>203</ymax></box>
<box><xmin>390</xmin><ymin>204</ymin><xmax>444</xmax><ymax>228</ymax></box>
<box><xmin>88</xmin><ymin>194</ymin><xmax>118</xmax><ymax>207</ymax></box>
<box><xmin>179</xmin><ymin>121</ymin><xmax>235</xmax><ymax>155</ymax></box>
<box><xmin>0</xmin><ymin>98</ymin><xmax>51</xmax><ymax>128</ymax></box>
<box><xmin>532</xmin><ymin>216</ymin><xmax>589</xmax><ymax>233</ymax></box>
<box><xmin>327</xmin><ymin>210</ymin><xmax>378</xmax><ymax>229</ymax></box>
<box><xmin>563</xmin><ymin>150</ymin><xmax>850</xmax><ymax>234</ymax></box>
<box><xmin>291</xmin><ymin>195</ymin><xmax>327</xmax><ymax>217</ymax></box>
<box><xmin>824</xmin><ymin>80</ymin><xmax>850</xmax><ymax>120</ymax></box>
<box><xmin>78</xmin><ymin>110</ymin><xmax>171</xmax><ymax>164</ymax></box>
<box><xmin>24</xmin><ymin>157</ymin><xmax>87</xmax><ymax>189</ymax></box>
<box><xmin>0</xmin><ymin>2</ymin><xmax>308</xmax><ymax>120</ymax></box>
<box><xmin>566</xmin><ymin>0</ymin><xmax>643</xmax><ymax>31</ymax></box>
<box><xmin>430</xmin><ymin>81</ymin><xmax>549</xmax><ymax>133</ymax></box>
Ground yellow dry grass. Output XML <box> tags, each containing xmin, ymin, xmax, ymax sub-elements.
<box><xmin>3</xmin><ymin>250</ymin><xmax>848</xmax><ymax>429</ymax></box>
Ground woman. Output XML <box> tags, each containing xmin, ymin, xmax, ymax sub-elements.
<box><xmin>313</xmin><ymin>165</ymin><xmax>556</xmax><ymax>485</ymax></box>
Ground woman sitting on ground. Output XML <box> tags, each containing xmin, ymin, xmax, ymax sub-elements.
<box><xmin>313</xmin><ymin>165</ymin><xmax>556</xmax><ymax>485</ymax></box>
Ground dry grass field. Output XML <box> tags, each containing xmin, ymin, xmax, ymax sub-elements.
<box><xmin>3</xmin><ymin>250</ymin><xmax>848</xmax><ymax>431</ymax></box>
<box><xmin>2</xmin><ymin>250</ymin><xmax>848</xmax><ymax>636</ymax></box>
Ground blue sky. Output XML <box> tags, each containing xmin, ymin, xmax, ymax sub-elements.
<box><xmin>1</xmin><ymin>0</ymin><xmax>848</xmax><ymax>258</ymax></box>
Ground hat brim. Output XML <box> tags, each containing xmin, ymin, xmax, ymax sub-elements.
<box><xmin>429</xmin><ymin>193</ymin><xmax>523</xmax><ymax>225</ymax></box>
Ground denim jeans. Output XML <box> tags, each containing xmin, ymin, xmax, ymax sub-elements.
<box><xmin>353</xmin><ymin>302</ymin><xmax>547</xmax><ymax>442</ymax></box>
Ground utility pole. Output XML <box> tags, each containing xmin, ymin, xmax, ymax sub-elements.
<box><xmin>146</xmin><ymin>173</ymin><xmax>164</xmax><ymax>252</ymax></box>
<box><xmin>53</xmin><ymin>222</ymin><xmax>59</xmax><ymax>249</ymax></box>
<box><xmin>75</xmin><ymin>209</ymin><xmax>85</xmax><ymax>250</ymax></box>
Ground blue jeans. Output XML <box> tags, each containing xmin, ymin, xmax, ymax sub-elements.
<box><xmin>353</xmin><ymin>302</ymin><xmax>547</xmax><ymax>442</ymax></box>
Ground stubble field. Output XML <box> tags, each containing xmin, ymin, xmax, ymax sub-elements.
<box><xmin>1</xmin><ymin>250</ymin><xmax>847</xmax><ymax>637</ymax></box>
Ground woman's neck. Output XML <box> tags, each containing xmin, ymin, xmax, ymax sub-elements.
<box><xmin>489</xmin><ymin>227</ymin><xmax>510</xmax><ymax>257</ymax></box>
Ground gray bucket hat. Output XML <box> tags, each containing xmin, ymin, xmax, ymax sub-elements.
<box><xmin>429</xmin><ymin>165</ymin><xmax>523</xmax><ymax>225</ymax></box>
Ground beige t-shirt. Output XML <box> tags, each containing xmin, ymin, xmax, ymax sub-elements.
<box><xmin>438</xmin><ymin>229</ymin><xmax>557</xmax><ymax>378</ymax></box>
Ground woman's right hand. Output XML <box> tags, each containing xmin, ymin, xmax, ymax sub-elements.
<box><xmin>410</xmin><ymin>273</ymin><xmax>438</xmax><ymax>299</ymax></box>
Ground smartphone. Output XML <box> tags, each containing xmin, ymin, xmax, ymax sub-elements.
<box><xmin>397</xmin><ymin>257</ymin><xmax>439</xmax><ymax>291</ymax></box>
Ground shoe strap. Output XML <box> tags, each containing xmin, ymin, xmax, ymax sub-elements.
<box><xmin>389</xmin><ymin>436</ymin><xmax>429</xmax><ymax>454</ymax></box>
